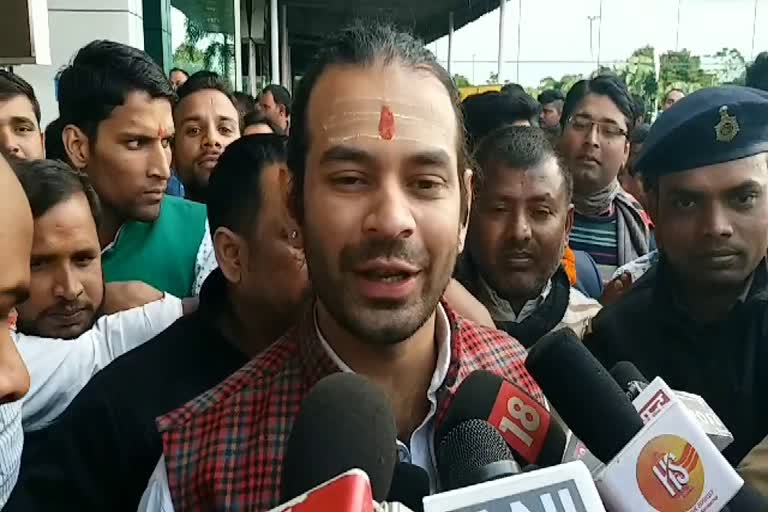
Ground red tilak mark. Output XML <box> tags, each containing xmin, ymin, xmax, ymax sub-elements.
<box><xmin>378</xmin><ymin>105</ymin><xmax>395</xmax><ymax>140</ymax></box>
<box><xmin>157</xmin><ymin>126</ymin><xmax>167</xmax><ymax>138</ymax></box>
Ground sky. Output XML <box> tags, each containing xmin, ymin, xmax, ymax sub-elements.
<box><xmin>169</xmin><ymin>0</ymin><xmax>768</xmax><ymax>88</ymax></box>
<box><xmin>429</xmin><ymin>0</ymin><xmax>768</xmax><ymax>87</ymax></box>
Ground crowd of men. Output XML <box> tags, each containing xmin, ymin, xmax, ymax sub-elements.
<box><xmin>0</xmin><ymin>19</ymin><xmax>767</xmax><ymax>511</ymax></box>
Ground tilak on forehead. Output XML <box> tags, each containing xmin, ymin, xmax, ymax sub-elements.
<box><xmin>321</xmin><ymin>98</ymin><xmax>450</xmax><ymax>144</ymax></box>
<box><xmin>378</xmin><ymin>105</ymin><xmax>395</xmax><ymax>140</ymax></box>
<box><xmin>157</xmin><ymin>126</ymin><xmax>168</xmax><ymax>138</ymax></box>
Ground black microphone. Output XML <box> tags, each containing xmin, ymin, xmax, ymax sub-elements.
<box><xmin>437</xmin><ymin>370</ymin><xmax>566</xmax><ymax>467</ymax></box>
<box><xmin>609</xmin><ymin>361</ymin><xmax>649</xmax><ymax>400</ymax></box>
<box><xmin>437</xmin><ymin>419</ymin><xmax>521</xmax><ymax>491</ymax></box>
<box><xmin>387</xmin><ymin>463</ymin><xmax>429</xmax><ymax>512</ymax></box>
<box><xmin>526</xmin><ymin>329</ymin><xmax>768</xmax><ymax>511</ymax></box>
<box><xmin>525</xmin><ymin>328</ymin><xmax>643</xmax><ymax>464</ymax></box>
<box><xmin>280</xmin><ymin>372</ymin><xmax>398</xmax><ymax>503</ymax></box>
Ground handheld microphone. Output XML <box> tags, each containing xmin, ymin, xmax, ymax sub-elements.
<box><xmin>610</xmin><ymin>361</ymin><xmax>648</xmax><ymax>400</ymax></box>
<box><xmin>437</xmin><ymin>370</ymin><xmax>566</xmax><ymax>467</ymax></box>
<box><xmin>437</xmin><ymin>419</ymin><xmax>521</xmax><ymax>491</ymax></box>
<box><xmin>269</xmin><ymin>469</ymin><xmax>376</xmax><ymax>512</ymax></box>
<box><xmin>429</xmin><ymin>418</ymin><xmax>605</xmax><ymax>512</ymax></box>
<box><xmin>526</xmin><ymin>328</ymin><xmax>746</xmax><ymax>511</ymax></box>
<box><xmin>388</xmin><ymin>463</ymin><xmax>429</xmax><ymax>512</ymax></box>
<box><xmin>525</xmin><ymin>328</ymin><xmax>643</xmax><ymax>464</ymax></box>
<box><xmin>281</xmin><ymin>373</ymin><xmax>398</xmax><ymax>504</ymax></box>
<box><xmin>611</xmin><ymin>361</ymin><xmax>735</xmax><ymax>451</ymax></box>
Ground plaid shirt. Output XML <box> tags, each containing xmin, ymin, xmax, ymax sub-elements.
<box><xmin>158</xmin><ymin>302</ymin><xmax>544</xmax><ymax>511</ymax></box>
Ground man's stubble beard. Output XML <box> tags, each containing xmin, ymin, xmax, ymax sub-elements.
<box><xmin>304</xmin><ymin>229</ymin><xmax>458</xmax><ymax>347</ymax></box>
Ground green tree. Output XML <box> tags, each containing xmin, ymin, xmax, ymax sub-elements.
<box><xmin>619</xmin><ymin>46</ymin><xmax>659</xmax><ymax>121</ymax></box>
<box><xmin>658</xmin><ymin>49</ymin><xmax>716</xmax><ymax>102</ymax></box>
<box><xmin>487</xmin><ymin>71</ymin><xmax>499</xmax><ymax>85</ymax></box>
<box><xmin>174</xmin><ymin>18</ymin><xmax>235</xmax><ymax>86</ymax></box>
<box><xmin>708</xmin><ymin>48</ymin><xmax>746</xmax><ymax>84</ymax></box>
<box><xmin>453</xmin><ymin>74</ymin><xmax>473</xmax><ymax>87</ymax></box>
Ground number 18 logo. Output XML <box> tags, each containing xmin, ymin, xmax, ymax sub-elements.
<box><xmin>487</xmin><ymin>381</ymin><xmax>551</xmax><ymax>464</ymax></box>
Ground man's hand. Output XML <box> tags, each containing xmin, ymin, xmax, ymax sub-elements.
<box><xmin>102</xmin><ymin>281</ymin><xmax>164</xmax><ymax>315</ymax></box>
<box><xmin>600</xmin><ymin>273</ymin><xmax>633</xmax><ymax>306</ymax></box>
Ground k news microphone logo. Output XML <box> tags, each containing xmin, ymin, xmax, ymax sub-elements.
<box><xmin>636</xmin><ymin>434</ymin><xmax>705</xmax><ymax>511</ymax></box>
<box><xmin>448</xmin><ymin>480</ymin><xmax>588</xmax><ymax>512</ymax></box>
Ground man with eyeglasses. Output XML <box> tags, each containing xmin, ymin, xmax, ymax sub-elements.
<box><xmin>558</xmin><ymin>75</ymin><xmax>653</xmax><ymax>281</ymax></box>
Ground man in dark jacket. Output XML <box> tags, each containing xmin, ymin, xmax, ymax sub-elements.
<box><xmin>6</xmin><ymin>135</ymin><xmax>309</xmax><ymax>511</ymax></box>
<box><xmin>585</xmin><ymin>86</ymin><xmax>768</xmax><ymax>465</ymax></box>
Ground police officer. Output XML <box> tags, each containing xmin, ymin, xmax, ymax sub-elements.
<box><xmin>585</xmin><ymin>85</ymin><xmax>768</xmax><ymax>464</ymax></box>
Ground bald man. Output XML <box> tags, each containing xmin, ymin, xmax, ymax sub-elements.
<box><xmin>0</xmin><ymin>154</ymin><xmax>34</xmax><ymax>507</ymax></box>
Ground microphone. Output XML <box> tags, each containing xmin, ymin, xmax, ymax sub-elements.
<box><xmin>437</xmin><ymin>419</ymin><xmax>521</xmax><ymax>491</ymax></box>
<box><xmin>525</xmin><ymin>329</ymin><xmax>643</xmax><ymax>464</ymax></box>
<box><xmin>526</xmin><ymin>328</ymin><xmax>747</xmax><ymax>511</ymax></box>
<box><xmin>437</xmin><ymin>370</ymin><xmax>566</xmax><ymax>467</ymax></box>
<box><xmin>610</xmin><ymin>361</ymin><xmax>734</xmax><ymax>451</ymax></box>
<box><xmin>610</xmin><ymin>361</ymin><xmax>648</xmax><ymax>400</ymax></box>
<box><xmin>387</xmin><ymin>463</ymin><xmax>429</xmax><ymax>512</ymax></box>
<box><xmin>281</xmin><ymin>372</ymin><xmax>398</xmax><ymax>504</ymax></box>
<box><xmin>429</xmin><ymin>419</ymin><xmax>605</xmax><ymax>511</ymax></box>
<box><xmin>269</xmin><ymin>469</ymin><xmax>376</xmax><ymax>512</ymax></box>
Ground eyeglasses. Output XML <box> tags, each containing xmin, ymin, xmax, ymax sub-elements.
<box><xmin>566</xmin><ymin>115</ymin><xmax>628</xmax><ymax>140</ymax></box>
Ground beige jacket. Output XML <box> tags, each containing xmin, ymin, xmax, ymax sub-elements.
<box><xmin>555</xmin><ymin>288</ymin><xmax>602</xmax><ymax>339</ymax></box>
<box><xmin>738</xmin><ymin>434</ymin><xmax>768</xmax><ymax>496</ymax></box>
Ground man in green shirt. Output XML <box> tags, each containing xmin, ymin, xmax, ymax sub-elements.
<box><xmin>58</xmin><ymin>41</ymin><xmax>210</xmax><ymax>298</ymax></box>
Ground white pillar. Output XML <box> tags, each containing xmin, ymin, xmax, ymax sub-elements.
<box><xmin>498</xmin><ymin>0</ymin><xmax>506</xmax><ymax>83</ymax></box>
<box><xmin>270</xmin><ymin>0</ymin><xmax>280</xmax><ymax>85</ymax></box>
<box><xmin>15</xmin><ymin>0</ymin><xmax>144</xmax><ymax>128</ymax></box>
<box><xmin>447</xmin><ymin>12</ymin><xmax>454</xmax><ymax>75</ymax></box>
<box><xmin>248</xmin><ymin>39</ymin><xmax>258</xmax><ymax>96</ymax></box>
<box><xmin>280</xmin><ymin>3</ymin><xmax>288</xmax><ymax>88</ymax></box>
<box><xmin>233</xmin><ymin>0</ymin><xmax>243</xmax><ymax>91</ymax></box>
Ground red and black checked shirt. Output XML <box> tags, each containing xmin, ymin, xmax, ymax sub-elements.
<box><xmin>157</xmin><ymin>302</ymin><xmax>544</xmax><ymax>511</ymax></box>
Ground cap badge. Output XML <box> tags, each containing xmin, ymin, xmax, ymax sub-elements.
<box><xmin>715</xmin><ymin>105</ymin><xmax>739</xmax><ymax>143</ymax></box>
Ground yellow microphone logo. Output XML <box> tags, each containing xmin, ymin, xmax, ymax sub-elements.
<box><xmin>636</xmin><ymin>434</ymin><xmax>705</xmax><ymax>511</ymax></box>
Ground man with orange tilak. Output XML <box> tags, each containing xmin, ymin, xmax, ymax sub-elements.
<box><xmin>143</xmin><ymin>22</ymin><xmax>544</xmax><ymax>511</ymax></box>
<box><xmin>58</xmin><ymin>41</ymin><xmax>214</xmax><ymax>298</ymax></box>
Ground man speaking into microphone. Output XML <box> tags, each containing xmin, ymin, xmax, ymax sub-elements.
<box><xmin>151</xmin><ymin>21</ymin><xmax>544</xmax><ymax>511</ymax></box>
<box><xmin>585</xmin><ymin>86</ymin><xmax>768</xmax><ymax>465</ymax></box>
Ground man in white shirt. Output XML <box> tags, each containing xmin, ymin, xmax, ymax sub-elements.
<box><xmin>11</xmin><ymin>159</ymin><xmax>189</xmax><ymax>430</ymax></box>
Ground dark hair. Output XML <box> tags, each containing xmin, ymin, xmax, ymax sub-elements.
<box><xmin>537</xmin><ymin>89</ymin><xmax>564</xmax><ymax>105</ymax></box>
<box><xmin>44</xmin><ymin>118</ymin><xmax>68</xmax><ymax>162</ymax></box>
<box><xmin>474</xmin><ymin>125</ymin><xmax>572</xmax><ymax>202</ymax></box>
<box><xmin>746</xmin><ymin>52</ymin><xmax>768</xmax><ymax>92</ymax></box>
<box><xmin>501</xmin><ymin>83</ymin><xmax>526</xmax><ymax>96</ymax></box>
<box><xmin>262</xmin><ymin>84</ymin><xmax>292</xmax><ymax>116</ymax></box>
<box><xmin>561</xmin><ymin>75</ymin><xmax>635</xmax><ymax>135</ymax></box>
<box><xmin>233</xmin><ymin>91</ymin><xmax>257</xmax><ymax>118</ymax></box>
<box><xmin>207</xmin><ymin>134</ymin><xmax>287</xmax><ymax>235</ymax></box>
<box><xmin>632</xmin><ymin>94</ymin><xmax>645</xmax><ymax>120</ymax></box>
<box><xmin>169</xmin><ymin>67</ymin><xmax>190</xmax><ymax>78</ymax></box>
<box><xmin>12</xmin><ymin>158</ymin><xmax>101</xmax><ymax>225</ymax></box>
<box><xmin>463</xmin><ymin>91</ymin><xmax>540</xmax><ymax>149</ymax></box>
<box><xmin>176</xmin><ymin>71</ymin><xmax>242</xmax><ymax>130</ymax></box>
<box><xmin>630</xmin><ymin>123</ymin><xmax>651</xmax><ymax>145</ymax></box>
<box><xmin>286</xmin><ymin>21</ymin><xmax>470</xmax><ymax>224</ymax></box>
<box><xmin>0</xmin><ymin>71</ymin><xmax>41</xmax><ymax>124</ymax></box>
<box><xmin>243</xmin><ymin>111</ymin><xmax>285</xmax><ymax>135</ymax></box>
<box><xmin>58</xmin><ymin>40</ymin><xmax>175</xmax><ymax>139</ymax></box>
